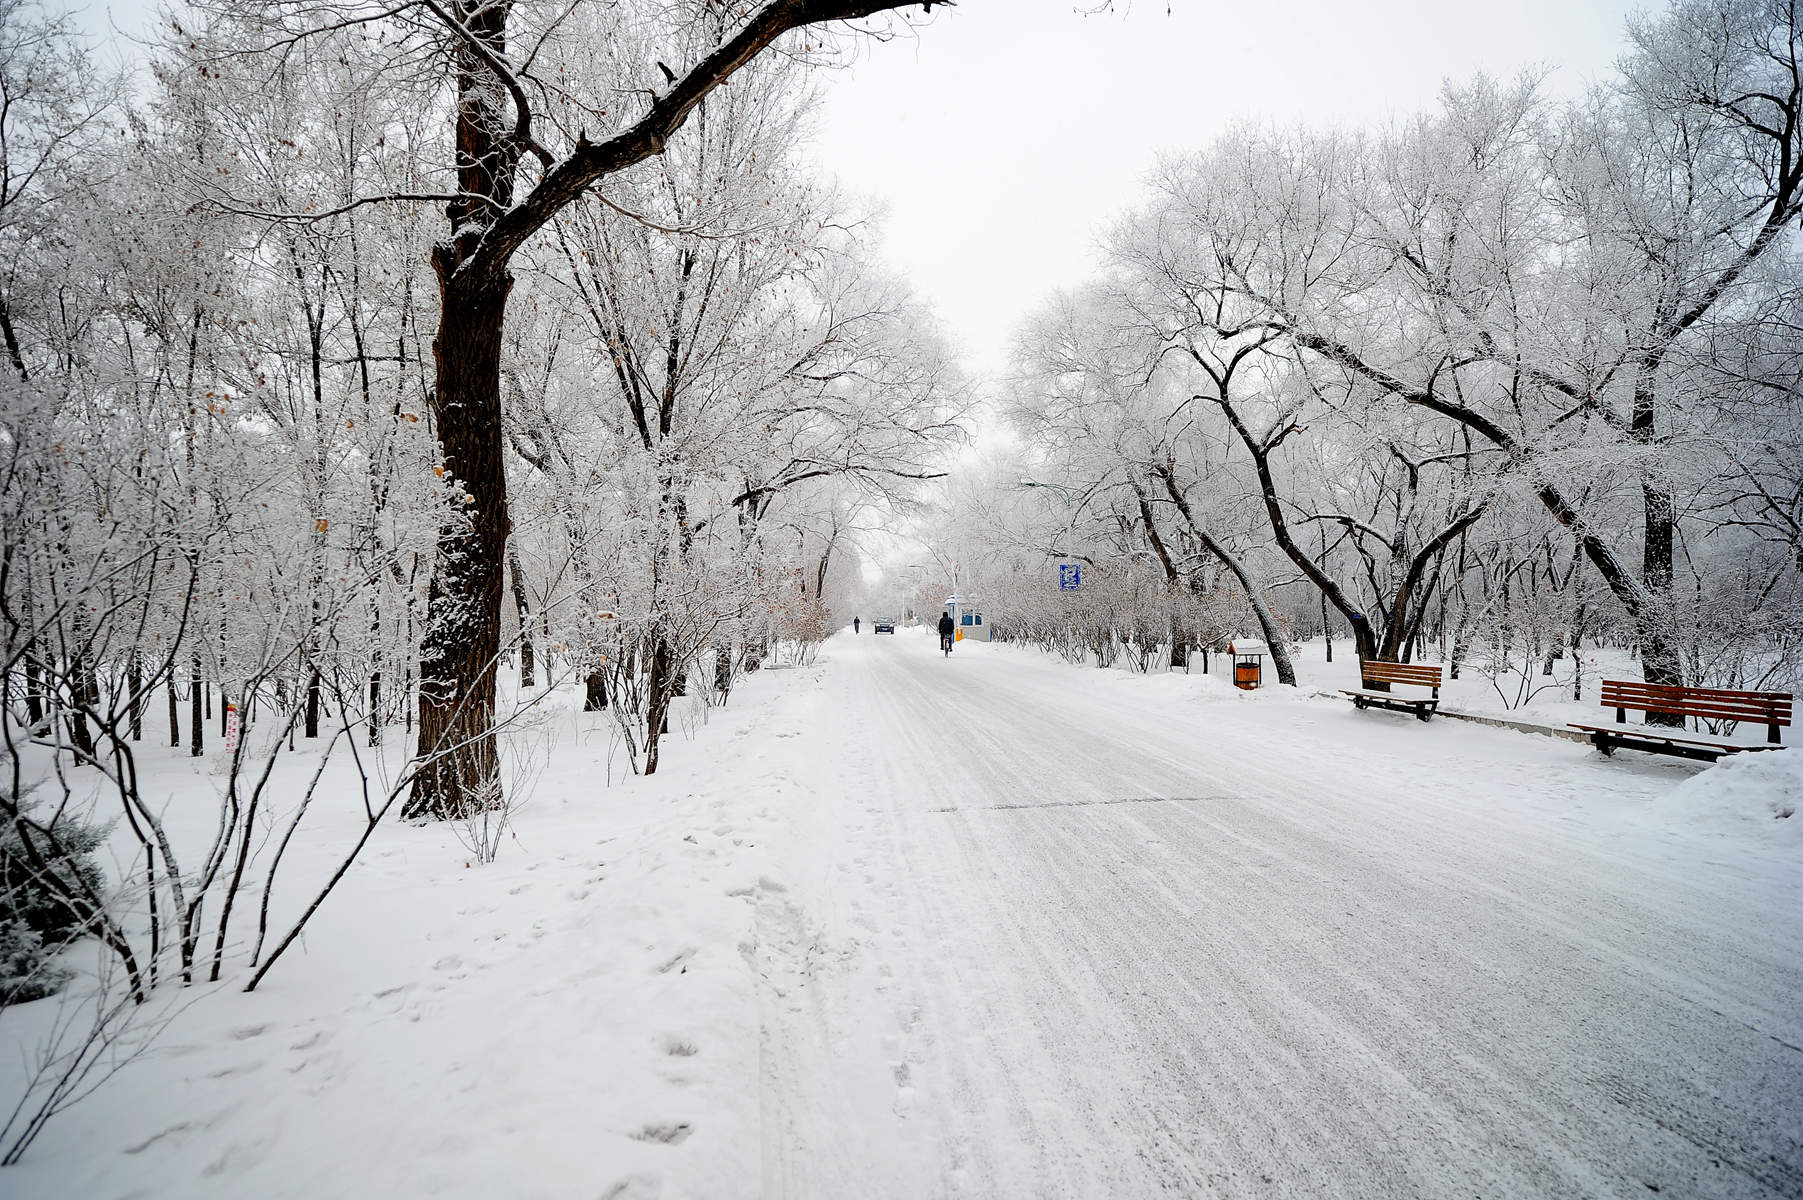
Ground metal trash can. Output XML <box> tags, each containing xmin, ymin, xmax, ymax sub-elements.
<box><xmin>1228</xmin><ymin>639</ymin><xmax>1268</xmax><ymax>690</ymax></box>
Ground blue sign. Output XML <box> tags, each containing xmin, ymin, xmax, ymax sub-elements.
<box><xmin>1059</xmin><ymin>563</ymin><xmax>1082</xmax><ymax>590</ymax></box>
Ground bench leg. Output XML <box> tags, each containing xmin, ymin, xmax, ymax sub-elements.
<box><xmin>1594</xmin><ymin>733</ymin><xmax>1613</xmax><ymax>757</ymax></box>
<box><xmin>1416</xmin><ymin>707</ymin><xmax>1432</xmax><ymax>723</ymax></box>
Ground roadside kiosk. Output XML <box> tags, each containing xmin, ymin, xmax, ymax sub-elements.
<box><xmin>1228</xmin><ymin>638</ymin><xmax>1267</xmax><ymax>689</ymax></box>
<box><xmin>945</xmin><ymin>595</ymin><xmax>990</xmax><ymax>643</ymax></box>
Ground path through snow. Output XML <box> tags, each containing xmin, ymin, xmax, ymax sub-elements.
<box><xmin>752</xmin><ymin>629</ymin><xmax>1803</xmax><ymax>1198</ymax></box>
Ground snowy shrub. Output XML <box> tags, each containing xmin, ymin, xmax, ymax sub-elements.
<box><xmin>0</xmin><ymin>920</ymin><xmax>73</xmax><ymax>1006</ymax></box>
<box><xmin>0</xmin><ymin>797</ymin><xmax>106</xmax><ymax>1006</ymax></box>
<box><xmin>1</xmin><ymin>800</ymin><xmax>107</xmax><ymax>950</ymax></box>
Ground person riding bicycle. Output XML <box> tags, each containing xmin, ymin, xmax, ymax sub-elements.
<box><xmin>938</xmin><ymin>610</ymin><xmax>955</xmax><ymax>654</ymax></box>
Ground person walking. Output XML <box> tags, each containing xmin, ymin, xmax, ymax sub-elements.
<box><xmin>853</xmin><ymin>616</ymin><xmax>861</xmax><ymax>634</ymax></box>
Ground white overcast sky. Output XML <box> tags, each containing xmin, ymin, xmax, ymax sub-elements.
<box><xmin>809</xmin><ymin>0</ymin><xmax>1642</xmax><ymax>381</ymax></box>
<box><xmin>68</xmin><ymin>0</ymin><xmax>1643</xmax><ymax>381</ymax></box>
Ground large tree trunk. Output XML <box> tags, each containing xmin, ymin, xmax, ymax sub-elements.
<box><xmin>405</xmin><ymin>272</ymin><xmax>512</xmax><ymax>819</ymax></box>
<box><xmin>1634</xmin><ymin>361</ymin><xmax>1684</xmax><ymax>722</ymax></box>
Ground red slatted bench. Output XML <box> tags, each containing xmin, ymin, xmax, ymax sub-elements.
<box><xmin>1569</xmin><ymin>680</ymin><xmax>1792</xmax><ymax>763</ymax></box>
<box><xmin>1341</xmin><ymin>659</ymin><xmax>1443</xmax><ymax>722</ymax></box>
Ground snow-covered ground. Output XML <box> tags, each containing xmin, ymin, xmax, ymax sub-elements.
<box><xmin>1184</xmin><ymin>633</ymin><xmax>1774</xmax><ymax>738</ymax></box>
<box><xmin>4</xmin><ymin>628</ymin><xmax>1800</xmax><ymax>1198</ymax></box>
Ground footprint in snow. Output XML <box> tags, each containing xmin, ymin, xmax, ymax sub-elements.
<box><xmin>601</xmin><ymin>1175</ymin><xmax>662</xmax><ymax>1200</ymax></box>
<box><xmin>125</xmin><ymin>1120</ymin><xmax>204</xmax><ymax>1155</ymax></box>
<box><xmin>655</xmin><ymin>948</ymin><xmax>695</xmax><ymax>974</ymax></box>
<box><xmin>658</xmin><ymin>1035</ymin><xmax>698</xmax><ymax>1057</ymax></box>
<box><xmin>629</xmin><ymin>1122</ymin><xmax>693</xmax><ymax>1145</ymax></box>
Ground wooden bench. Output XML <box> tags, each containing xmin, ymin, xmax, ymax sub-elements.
<box><xmin>1342</xmin><ymin>659</ymin><xmax>1443</xmax><ymax>722</ymax></box>
<box><xmin>1569</xmin><ymin>680</ymin><xmax>1792</xmax><ymax>763</ymax></box>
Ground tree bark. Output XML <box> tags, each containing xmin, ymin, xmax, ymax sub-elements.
<box><xmin>1320</xmin><ymin>525</ymin><xmax>1333</xmax><ymax>664</ymax></box>
<box><xmin>21</xmin><ymin>650</ymin><xmax>44</xmax><ymax>728</ymax></box>
<box><xmin>406</xmin><ymin>271</ymin><xmax>511</xmax><ymax>819</ymax></box>
<box><xmin>509</xmin><ymin>544</ymin><xmax>535</xmax><ymax>688</ymax></box>
<box><xmin>369</xmin><ymin>599</ymin><xmax>384</xmax><ymax>747</ymax></box>
<box><xmin>584</xmin><ymin>671</ymin><xmax>608</xmax><ymax>711</ymax></box>
<box><xmin>128</xmin><ymin>651</ymin><xmax>143</xmax><ymax>741</ymax></box>
<box><xmin>643</xmin><ymin>636</ymin><xmax>677</xmax><ymax>775</ymax></box>
<box><xmin>304</xmin><ymin>668</ymin><xmax>320</xmax><ymax>739</ymax></box>
<box><xmin>1634</xmin><ymin>359</ymin><xmax>1684</xmax><ymax>721</ymax></box>
<box><xmin>189</xmin><ymin>657</ymin><xmax>203</xmax><ymax>757</ymax></box>
<box><xmin>712</xmin><ymin>640</ymin><xmax>735</xmax><ymax>702</ymax></box>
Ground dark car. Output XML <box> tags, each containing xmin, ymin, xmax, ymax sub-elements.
<box><xmin>873</xmin><ymin>617</ymin><xmax>896</xmax><ymax>633</ymax></box>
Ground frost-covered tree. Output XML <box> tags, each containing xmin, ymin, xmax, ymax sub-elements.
<box><xmin>167</xmin><ymin>0</ymin><xmax>949</xmax><ymax>815</ymax></box>
<box><xmin>507</xmin><ymin>44</ymin><xmax>960</xmax><ymax>771</ymax></box>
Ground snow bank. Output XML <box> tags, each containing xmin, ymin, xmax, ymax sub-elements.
<box><xmin>1664</xmin><ymin>749</ymin><xmax>1801</xmax><ymax>841</ymax></box>
<box><xmin>0</xmin><ymin>665</ymin><xmax>839</xmax><ymax>1199</ymax></box>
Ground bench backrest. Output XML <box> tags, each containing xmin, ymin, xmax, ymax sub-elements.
<box><xmin>1361</xmin><ymin>659</ymin><xmax>1443</xmax><ymax>689</ymax></box>
<box><xmin>1600</xmin><ymin>680</ymin><xmax>1791</xmax><ymax>734</ymax></box>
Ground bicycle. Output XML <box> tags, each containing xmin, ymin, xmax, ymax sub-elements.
<box><xmin>940</xmin><ymin>631</ymin><xmax>954</xmax><ymax>657</ymax></box>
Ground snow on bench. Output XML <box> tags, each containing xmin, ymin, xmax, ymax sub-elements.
<box><xmin>1341</xmin><ymin>659</ymin><xmax>1443</xmax><ymax>723</ymax></box>
<box><xmin>1569</xmin><ymin>680</ymin><xmax>1792</xmax><ymax>764</ymax></box>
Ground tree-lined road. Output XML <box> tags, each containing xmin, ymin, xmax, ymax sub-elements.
<box><xmin>757</xmin><ymin>632</ymin><xmax>1803</xmax><ymax>1198</ymax></box>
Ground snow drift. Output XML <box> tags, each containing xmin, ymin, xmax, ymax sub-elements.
<box><xmin>1665</xmin><ymin>749</ymin><xmax>1801</xmax><ymax>840</ymax></box>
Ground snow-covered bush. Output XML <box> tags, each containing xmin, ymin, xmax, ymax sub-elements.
<box><xmin>0</xmin><ymin>803</ymin><xmax>106</xmax><ymax>949</ymax></box>
<box><xmin>0</xmin><ymin>921</ymin><xmax>71</xmax><ymax>1006</ymax></box>
<box><xmin>0</xmin><ymin>798</ymin><xmax>108</xmax><ymax>1005</ymax></box>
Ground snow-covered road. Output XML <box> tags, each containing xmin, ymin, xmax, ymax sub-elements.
<box><xmin>757</xmin><ymin>630</ymin><xmax>1803</xmax><ymax>1198</ymax></box>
